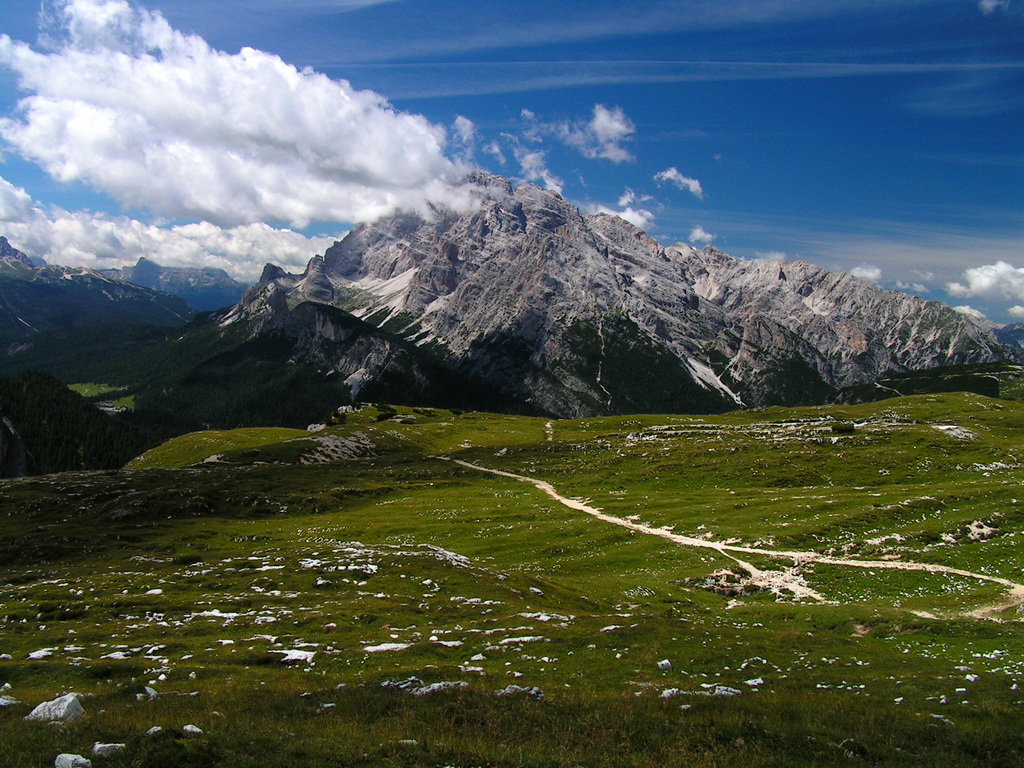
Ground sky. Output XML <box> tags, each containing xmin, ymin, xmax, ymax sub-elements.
<box><xmin>0</xmin><ymin>0</ymin><xmax>1021</xmax><ymax>322</ymax></box>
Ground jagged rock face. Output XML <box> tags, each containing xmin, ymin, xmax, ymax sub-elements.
<box><xmin>229</xmin><ymin>173</ymin><xmax>1012</xmax><ymax>416</ymax></box>
<box><xmin>0</xmin><ymin>237</ymin><xmax>35</xmax><ymax>270</ymax></box>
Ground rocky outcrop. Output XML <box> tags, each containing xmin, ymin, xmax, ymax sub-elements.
<box><xmin>0</xmin><ymin>236</ymin><xmax>36</xmax><ymax>269</ymax></box>
<box><xmin>226</xmin><ymin>173</ymin><xmax>1012</xmax><ymax>416</ymax></box>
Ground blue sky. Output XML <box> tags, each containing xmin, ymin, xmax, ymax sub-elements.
<box><xmin>0</xmin><ymin>0</ymin><xmax>1021</xmax><ymax>321</ymax></box>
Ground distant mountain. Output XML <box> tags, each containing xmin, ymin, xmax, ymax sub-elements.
<box><xmin>0</xmin><ymin>236</ymin><xmax>39</xmax><ymax>269</ymax></box>
<box><xmin>103</xmin><ymin>257</ymin><xmax>248</xmax><ymax>311</ymax></box>
<box><xmin>995</xmin><ymin>322</ymin><xmax>1024</xmax><ymax>351</ymax></box>
<box><xmin>221</xmin><ymin>172</ymin><xmax>1012</xmax><ymax>417</ymax></box>
<box><xmin>0</xmin><ymin>243</ymin><xmax>194</xmax><ymax>348</ymax></box>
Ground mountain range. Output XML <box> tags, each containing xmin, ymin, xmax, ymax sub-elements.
<box><xmin>0</xmin><ymin>237</ymin><xmax>194</xmax><ymax>348</ymax></box>
<box><xmin>101</xmin><ymin>257</ymin><xmax>247</xmax><ymax>311</ymax></box>
<box><xmin>0</xmin><ymin>174</ymin><xmax>1017</xmax><ymax>422</ymax></box>
<box><xmin>223</xmin><ymin>173</ymin><xmax>1012</xmax><ymax>417</ymax></box>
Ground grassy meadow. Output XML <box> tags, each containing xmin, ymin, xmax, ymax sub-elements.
<box><xmin>2</xmin><ymin>394</ymin><xmax>1024</xmax><ymax>766</ymax></box>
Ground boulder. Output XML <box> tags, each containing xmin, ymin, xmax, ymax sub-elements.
<box><xmin>25</xmin><ymin>693</ymin><xmax>84</xmax><ymax>723</ymax></box>
<box><xmin>54</xmin><ymin>755</ymin><xmax>91</xmax><ymax>768</ymax></box>
<box><xmin>92</xmin><ymin>743</ymin><xmax>126</xmax><ymax>756</ymax></box>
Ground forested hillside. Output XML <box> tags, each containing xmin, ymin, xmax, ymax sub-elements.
<box><xmin>0</xmin><ymin>371</ymin><xmax>157</xmax><ymax>474</ymax></box>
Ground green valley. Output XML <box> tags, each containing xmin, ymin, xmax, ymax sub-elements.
<box><xmin>1</xmin><ymin>394</ymin><xmax>1023</xmax><ymax>766</ymax></box>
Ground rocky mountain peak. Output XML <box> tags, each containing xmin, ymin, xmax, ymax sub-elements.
<box><xmin>229</xmin><ymin>173</ymin><xmax>1015</xmax><ymax>416</ymax></box>
<box><xmin>0</xmin><ymin>236</ymin><xmax>35</xmax><ymax>269</ymax></box>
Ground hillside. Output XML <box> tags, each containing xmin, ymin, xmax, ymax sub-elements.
<box><xmin>2</xmin><ymin>393</ymin><xmax>1023</xmax><ymax>766</ymax></box>
<box><xmin>0</xmin><ymin>246</ymin><xmax>193</xmax><ymax>348</ymax></box>
<box><xmin>0</xmin><ymin>371</ymin><xmax>158</xmax><ymax>474</ymax></box>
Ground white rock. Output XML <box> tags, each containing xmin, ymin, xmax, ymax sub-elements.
<box><xmin>145</xmin><ymin>726</ymin><xmax>163</xmax><ymax>736</ymax></box>
<box><xmin>0</xmin><ymin>694</ymin><xmax>20</xmax><ymax>707</ymax></box>
<box><xmin>657</xmin><ymin>659</ymin><xmax>672</xmax><ymax>671</ymax></box>
<box><xmin>25</xmin><ymin>693</ymin><xmax>84</xmax><ymax>722</ymax></box>
<box><xmin>182</xmin><ymin>724</ymin><xmax>204</xmax><ymax>735</ymax></box>
<box><xmin>92</xmin><ymin>743</ymin><xmax>126</xmax><ymax>756</ymax></box>
<box><xmin>55</xmin><ymin>755</ymin><xmax>91</xmax><ymax>768</ymax></box>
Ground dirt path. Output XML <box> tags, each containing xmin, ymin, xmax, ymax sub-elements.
<box><xmin>446</xmin><ymin>458</ymin><xmax>1024</xmax><ymax>614</ymax></box>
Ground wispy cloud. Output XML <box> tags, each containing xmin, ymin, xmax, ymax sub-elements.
<box><xmin>979</xmin><ymin>0</ymin><xmax>1011</xmax><ymax>14</ymax></box>
<box><xmin>519</xmin><ymin>105</ymin><xmax>636</xmax><ymax>163</ymax></box>
<box><xmin>655</xmin><ymin>167</ymin><xmax>704</xmax><ymax>199</ymax></box>
<box><xmin>328</xmin><ymin>60</ymin><xmax>1024</xmax><ymax>100</ymax></box>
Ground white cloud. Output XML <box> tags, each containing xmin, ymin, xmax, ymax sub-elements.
<box><xmin>0</xmin><ymin>0</ymin><xmax>474</xmax><ymax>228</ymax></box>
<box><xmin>519</xmin><ymin>104</ymin><xmax>636</xmax><ymax>163</ymax></box>
<box><xmin>511</xmin><ymin>144</ymin><xmax>563</xmax><ymax>194</ymax></box>
<box><xmin>617</xmin><ymin>189</ymin><xmax>636</xmax><ymax>207</ymax></box>
<box><xmin>556</xmin><ymin>104</ymin><xmax>636</xmax><ymax>163</ymax></box>
<box><xmin>850</xmin><ymin>264</ymin><xmax>882</xmax><ymax>283</ymax></box>
<box><xmin>946</xmin><ymin>261</ymin><xmax>1024</xmax><ymax>301</ymax></box>
<box><xmin>1009</xmin><ymin>305</ymin><xmax>1024</xmax><ymax>319</ymax></box>
<box><xmin>587</xmin><ymin>203</ymin><xmax>654</xmax><ymax>230</ymax></box>
<box><xmin>689</xmin><ymin>225</ymin><xmax>715</xmax><ymax>244</ymax></box>
<box><xmin>952</xmin><ymin>304</ymin><xmax>987</xmax><ymax>321</ymax></box>
<box><xmin>896</xmin><ymin>280</ymin><xmax>929</xmax><ymax>294</ymax></box>
<box><xmin>483</xmin><ymin>140</ymin><xmax>507</xmax><ymax>165</ymax></box>
<box><xmin>453</xmin><ymin>115</ymin><xmax>476</xmax><ymax>144</ymax></box>
<box><xmin>654</xmin><ymin>167</ymin><xmax>704</xmax><ymax>199</ymax></box>
<box><xmin>979</xmin><ymin>0</ymin><xmax>1010</xmax><ymax>14</ymax></box>
<box><xmin>0</xmin><ymin>173</ymin><xmax>335</xmax><ymax>281</ymax></box>
<box><xmin>754</xmin><ymin>250</ymin><xmax>787</xmax><ymax>261</ymax></box>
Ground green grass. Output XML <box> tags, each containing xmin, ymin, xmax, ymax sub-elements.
<box><xmin>68</xmin><ymin>382</ymin><xmax>127</xmax><ymax>399</ymax></box>
<box><xmin>2</xmin><ymin>394</ymin><xmax>1024</xmax><ymax>766</ymax></box>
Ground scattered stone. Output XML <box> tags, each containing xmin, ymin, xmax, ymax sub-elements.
<box><xmin>496</xmin><ymin>685</ymin><xmax>544</xmax><ymax>700</ymax></box>
<box><xmin>397</xmin><ymin>739</ymin><xmax>418</xmax><ymax>746</ymax></box>
<box><xmin>182</xmin><ymin>724</ymin><xmax>204</xmax><ymax>735</ymax></box>
<box><xmin>838</xmin><ymin>738</ymin><xmax>869</xmax><ymax>758</ymax></box>
<box><xmin>92</xmin><ymin>743</ymin><xmax>126</xmax><ymax>757</ymax></box>
<box><xmin>657</xmin><ymin>659</ymin><xmax>672</xmax><ymax>671</ymax></box>
<box><xmin>0</xmin><ymin>694</ymin><xmax>20</xmax><ymax>707</ymax></box>
<box><xmin>146</xmin><ymin>726</ymin><xmax>163</xmax><ymax>736</ymax></box>
<box><xmin>412</xmin><ymin>681</ymin><xmax>468</xmax><ymax>696</ymax></box>
<box><xmin>54</xmin><ymin>755</ymin><xmax>91</xmax><ymax>768</ymax></box>
<box><xmin>25</xmin><ymin>693</ymin><xmax>84</xmax><ymax>723</ymax></box>
<box><xmin>381</xmin><ymin>677</ymin><xmax>424</xmax><ymax>691</ymax></box>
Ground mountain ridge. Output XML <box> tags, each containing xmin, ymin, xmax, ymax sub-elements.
<box><xmin>226</xmin><ymin>173</ymin><xmax>1012</xmax><ymax>417</ymax></box>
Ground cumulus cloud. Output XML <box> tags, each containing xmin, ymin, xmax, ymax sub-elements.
<box><xmin>0</xmin><ymin>173</ymin><xmax>336</xmax><ymax>280</ymax></box>
<box><xmin>519</xmin><ymin>104</ymin><xmax>635</xmax><ymax>163</ymax></box>
<box><xmin>689</xmin><ymin>225</ymin><xmax>715</xmax><ymax>244</ymax></box>
<box><xmin>654</xmin><ymin>167</ymin><xmax>704</xmax><ymax>199</ymax></box>
<box><xmin>0</xmin><ymin>0</ymin><xmax>474</xmax><ymax>228</ymax></box>
<box><xmin>1009</xmin><ymin>306</ymin><xmax>1024</xmax><ymax>319</ymax></box>
<box><xmin>556</xmin><ymin>104</ymin><xmax>635</xmax><ymax>163</ymax></box>
<box><xmin>952</xmin><ymin>304</ymin><xmax>987</xmax><ymax>321</ymax></box>
<box><xmin>851</xmin><ymin>265</ymin><xmax>882</xmax><ymax>283</ymax></box>
<box><xmin>946</xmin><ymin>261</ymin><xmax>1024</xmax><ymax>301</ymax></box>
